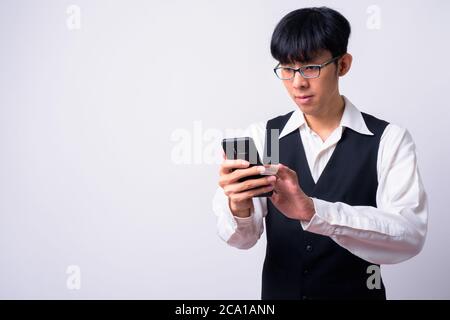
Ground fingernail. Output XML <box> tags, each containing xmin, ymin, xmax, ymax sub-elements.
<box><xmin>260</xmin><ymin>165</ymin><xmax>278</xmax><ymax>175</ymax></box>
<box><xmin>257</xmin><ymin>166</ymin><xmax>266</xmax><ymax>174</ymax></box>
<box><xmin>268</xmin><ymin>175</ymin><xmax>276</xmax><ymax>182</ymax></box>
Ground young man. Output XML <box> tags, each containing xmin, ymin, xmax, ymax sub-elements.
<box><xmin>212</xmin><ymin>7</ymin><xmax>428</xmax><ymax>300</ymax></box>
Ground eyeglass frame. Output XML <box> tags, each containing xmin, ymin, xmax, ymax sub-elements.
<box><xmin>273</xmin><ymin>55</ymin><xmax>342</xmax><ymax>80</ymax></box>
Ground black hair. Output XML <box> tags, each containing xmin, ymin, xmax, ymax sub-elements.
<box><xmin>270</xmin><ymin>7</ymin><xmax>351</xmax><ymax>64</ymax></box>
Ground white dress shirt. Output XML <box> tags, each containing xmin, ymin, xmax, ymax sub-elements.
<box><xmin>212</xmin><ymin>96</ymin><xmax>428</xmax><ymax>265</ymax></box>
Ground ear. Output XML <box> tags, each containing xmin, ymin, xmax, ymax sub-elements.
<box><xmin>338</xmin><ymin>53</ymin><xmax>352</xmax><ymax>76</ymax></box>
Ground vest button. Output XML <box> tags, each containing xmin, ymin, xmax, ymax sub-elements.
<box><xmin>303</xmin><ymin>269</ymin><xmax>309</xmax><ymax>275</ymax></box>
<box><xmin>302</xmin><ymin>295</ymin><xmax>308</xmax><ymax>300</ymax></box>
<box><xmin>306</xmin><ymin>244</ymin><xmax>313</xmax><ymax>252</ymax></box>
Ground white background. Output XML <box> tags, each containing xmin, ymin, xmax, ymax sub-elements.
<box><xmin>0</xmin><ymin>0</ymin><xmax>449</xmax><ymax>299</ymax></box>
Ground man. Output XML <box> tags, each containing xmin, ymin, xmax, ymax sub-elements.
<box><xmin>212</xmin><ymin>7</ymin><xmax>428</xmax><ymax>300</ymax></box>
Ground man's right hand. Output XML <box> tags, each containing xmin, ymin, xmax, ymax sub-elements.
<box><xmin>218</xmin><ymin>154</ymin><xmax>276</xmax><ymax>218</ymax></box>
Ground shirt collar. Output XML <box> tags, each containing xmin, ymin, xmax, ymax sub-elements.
<box><xmin>278</xmin><ymin>95</ymin><xmax>374</xmax><ymax>139</ymax></box>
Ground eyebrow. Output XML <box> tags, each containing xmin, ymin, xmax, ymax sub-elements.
<box><xmin>281</xmin><ymin>56</ymin><xmax>331</xmax><ymax>67</ymax></box>
<box><xmin>281</xmin><ymin>61</ymin><xmax>318</xmax><ymax>67</ymax></box>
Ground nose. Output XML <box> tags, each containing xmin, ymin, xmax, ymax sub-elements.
<box><xmin>292</xmin><ymin>70</ymin><xmax>309</xmax><ymax>89</ymax></box>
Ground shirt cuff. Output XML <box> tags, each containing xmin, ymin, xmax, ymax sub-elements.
<box><xmin>300</xmin><ymin>197</ymin><xmax>336</xmax><ymax>236</ymax></box>
<box><xmin>233</xmin><ymin>207</ymin><xmax>255</xmax><ymax>226</ymax></box>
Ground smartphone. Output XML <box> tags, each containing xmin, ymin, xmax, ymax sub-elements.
<box><xmin>222</xmin><ymin>137</ymin><xmax>273</xmax><ymax>197</ymax></box>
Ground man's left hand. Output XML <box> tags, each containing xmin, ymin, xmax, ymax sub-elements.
<box><xmin>260</xmin><ymin>163</ymin><xmax>315</xmax><ymax>222</ymax></box>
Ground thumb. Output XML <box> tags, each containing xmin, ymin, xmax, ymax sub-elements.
<box><xmin>275</xmin><ymin>163</ymin><xmax>291</xmax><ymax>179</ymax></box>
<box><xmin>269</xmin><ymin>189</ymin><xmax>280</xmax><ymax>203</ymax></box>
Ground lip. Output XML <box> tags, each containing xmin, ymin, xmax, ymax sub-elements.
<box><xmin>295</xmin><ymin>95</ymin><xmax>314</xmax><ymax>103</ymax></box>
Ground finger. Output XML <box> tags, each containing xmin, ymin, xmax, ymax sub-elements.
<box><xmin>228</xmin><ymin>165</ymin><xmax>266</xmax><ymax>183</ymax></box>
<box><xmin>219</xmin><ymin>162</ymin><xmax>256</xmax><ymax>188</ymax></box>
<box><xmin>269</xmin><ymin>189</ymin><xmax>279</xmax><ymax>202</ymax></box>
<box><xmin>221</xmin><ymin>165</ymin><xmax>264</xmax><ymax>187</ymax></box>
<box><xmin>258</xmin><ymin>164</ymin><xmax>279</xmax><ymax>176</ymax></box>
<box><xmin>231</xmin><ymin>184</ymin><xmax>275</xmax><ymax>202</ymax></box>
<box><xmin>275</xmin><ymin>163</ymin><xmax>294</xmax><ymax>179</ymax></box>
<box><xmin>219</xmin><ymin>159</ymin><xmax>250</xmax><ymax>175</ymax></box>
<box><xmin>225</xmin><ymin>175</ymin><xmax>277</xmax><ymax>195</ymax></box>
<box><xmin>248</xmin><ymin>184</ymin><xmax>275</xmax><ymax>198</ymax></box>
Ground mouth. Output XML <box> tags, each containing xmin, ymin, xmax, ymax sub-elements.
<box><xmin>294</xmin><ymin>95</ymin><xmax>314</xmax><ymax>103</ymax></box>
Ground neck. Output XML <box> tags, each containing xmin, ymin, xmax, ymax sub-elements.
<box><xmin>304</xmin><ymin>94</ymin><xmax>345</xmax><ymax>134</ymax></box>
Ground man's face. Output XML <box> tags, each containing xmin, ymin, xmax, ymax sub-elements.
<box><xmin>280</xmin><ymin>50</ymin><xmax>342</xmax><ymax>117</ymax></box>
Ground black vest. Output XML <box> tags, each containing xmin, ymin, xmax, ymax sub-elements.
<box><xmin>261</xmin><ymin>111</ymin><xmax>389</xmax><ymax>300</ymax></box>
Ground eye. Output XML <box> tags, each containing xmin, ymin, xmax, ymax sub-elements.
<box><xmin>304</xmin><ymin>65</ymin><xmax>319</xmax><ymax>71</ymax></box>
<box><xmin>301</xmin><ymin>65</ymin><xmax>321</xmax><ymax>78</ymax></box>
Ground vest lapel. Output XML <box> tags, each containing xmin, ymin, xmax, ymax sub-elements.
<box><xmin>284</xmin><ymin>127</ymin><xmax>348</xmax><ymax>197</ymax></box>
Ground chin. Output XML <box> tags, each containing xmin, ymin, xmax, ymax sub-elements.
<box><xmin>297</xmin><ymin>103</ymin><xmax>314</xmax><ymax>112</ymax></box>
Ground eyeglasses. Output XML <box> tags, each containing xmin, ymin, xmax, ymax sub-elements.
<box><xmin>273</xmin><ymin>55</ymin><xmax>342</xmax><ymax>80</ymax></box>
